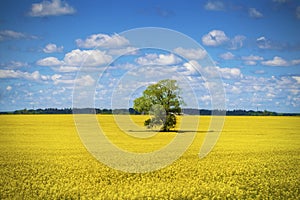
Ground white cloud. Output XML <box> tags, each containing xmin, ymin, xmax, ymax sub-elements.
<box><xmin>28</xmin><ymin>0</ymin><xmax>76</xmax><ymax>17</ymax></box>
<box><xmin>6</xmin><ymin>86</ymin><xmax>12</xmax><ymax>91</ymax></box>
<box><xmin>202</xmin><ymin>30</ymin><xmax>229</xmax><ymax>46</ymax></box>
<box><xmin>229</xmin><ymin>35</ymin><xmax>246</xmax><ymax>50</ymax></box>
<box><xmin>53</xmin><ymin>79</ymin><xmax>73</xmax><ymax>85</ymax></box>
<box><xmin>292</xmin><ymin>76</ymin><xmax>300</xmax><ymax>84</ymax></box>
<box><xmin>221</xmin><ymin>74</ymin><xmax>300</xmax><ymax>111</ymax></box>
<box><xmin>0</xmin><ymin>30</ymin><xmax>37</xmax><ymax>41</ymax></box>
<box><xmin>0</xmin><ymin>30</ymin><xmax>26</xmax><ymax>40</ymax></box>
<box><xmin>108</xmin><ymin>47</ymin><xmax>138</xmax><ymax>56</ymax></box>
<box><xmin>37</xmin><ymin>49</ymin><xmax>112</xmax><ymax>72</ymax></box>
<box><xmin>55</xmin><ymin>75</ymin><xmax>95</xmax><ymax>87</ymax></box>
<box><xmin>256</xmin><ymin>36</ymin><xmax>289</xmax><ymax>50</ymax></box>
<box><xmin>64</xmin><ymin>49</ymin><xmax>111</xmax><ymax>67</ymax></box>
<box><xmin>297</xmin><ymin>6</ymin><xmax>300</xmax><ymax>19</ymax></box>
<box><xmin>135</xmin><ymin>53</ymin><xmax>181</xmax><ymax>65</ymax></box>
<box><xmin>249</xmin><ymin>8</ymin><xmax>263</xmax><ymax>18</ymax></box>
<box><xmin>228</xmin><ymin>85</ymin><xmax>241</xmax><ymax>94</ymax></box>
<box><xmin>76</xmin><ymin>75</ymin><xmax>95</xmax><ymax>87</ymax></box>
<box><xmin>56</xmin><ymin>66</ymin><xmax>79</xmax><ymax>73</ymax></box>
<box><xmin>261</xmin><ymin>56</ymin><xmax>289</xmax><ymax>66</ymax></box>
<box><xmin>1</xmin><ymin>61</ymin><xmax>29</xmax><ymax>69</ymax></box>
<box><xmin>37</xmin><ymin>57</ymin><xmax>63</xmax><ymax>66</ymax></box>
<box><xmin>204</xmin><ymin>1</ymin><xmax>225</xmax><ymax>11</ymax></box>
<box><xmin>183</xmin><ymin>60</ymin><xmax>200</xmax><ymax>75</ymax></box>
<box><xmin>242</xmin><ymin>55</ymin><xmax>264</xmax><ymax>65</ymax></box>
<box><xmin>242</xmin><ymin>55</ymin><xmax>264</xmax><ymax>61</ymax></box>
<box><xmin>217</xmin><ymin>67</ymin><xmax>242</xmax><ymax>79</ymax></box>
<box><xmin>256</xmin><ymin>36</ymin><xmax>272</xmax><ymax>49</ymax></box>
<box><xmin>200</xmin><ymin>95</ymin><xmax>211</xmax><ymax>102</ymax></box>
<box><xmin>186</xmin><ymin>61</ymin><xmax>242</xmax><ymax>80</ymax></box>
<box><xmin>173</xmin><ymin>47</ymin><xmax>207</xmax><ymax>60</ymax></box>
<box><xmin>43</xmin><ymin>43</ymin><xmax>63</xmax><ymax>53</ymax></box>
<box><xmin>291</xmin><ymin>59</ymin><xmax>300</xmax><ymax>65</ymax></box>
<box><xmin>266</xmin><ymin>93</ymin><xmax>276</xmax><ymax>98</ymax></box>
<box><xmin>244</xmin><ymin>61</ymin><xmax>256</xmax><ymax>65</ymax></box>
<box><xmin>202</xmin><ymin>30</ymin><xmax>245</xmax><ymax>49</ymax></box>
<box><xmin>76</xmin><ymin>33</ymin><xmax>129</xmax><ymax>48</ymax></box>
<box><xmin>51</xmin><ymin>74</ymin><xmax>62</xmax><ymax>81</ymax></box>
<box><xmin>0</xmin><ymin>69</ymin><xmax>43</xmax><ymax>81</ymax></box>
<box><xmin>220</xmin><ymin>52</ymin><xmax>235</xmax><ymax>60</ymax></box>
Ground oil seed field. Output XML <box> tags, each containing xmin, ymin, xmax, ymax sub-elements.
<box><xmin>0</xmin><ymin>115</ymin><xmax>299</xmax><ymax>199</ymax></box>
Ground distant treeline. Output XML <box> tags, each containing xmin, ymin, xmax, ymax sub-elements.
<box><xmin>1</xmin><ymin>108</ymin><xmax>299</xmax><ymax>116</ymax></box>
<box><xmin>182</xmin><ymin>108</ymin><xmax>299</xmax><ymax>116</ymax></box>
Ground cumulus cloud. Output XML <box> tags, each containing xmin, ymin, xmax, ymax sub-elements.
<box><xmin>248</xmin><ymin>8</ymin><xmax>263</xmax><ymax>18</ymax></box>
<box><xmin>217</xmin><ymin>67</ymin><xmax>242</xmax><ymax>79</ymax></box>
<box><xmin>51</xmin><ymin>74</ymin><xmax>62</xmax><ymax>81</ymax></box>
<box><xmin>108</xmin><ymin>47</ymin><xmax>138</xmax><ymax>56</ymax></box>
<box><xmin>181</xmin><ymin>59</ymin><xmax>241</xmax><ymax>79</ymax></box>
<box><xmin>54</xmin><ymin>75</ymin><xmax>95</xmax><ymax>87</ymax></box>
<box><xmin>229</xmin><ymin>35</ymin><xmax>246</xmax><ymax>50</ymax></box>
<box><xmin>6</xmin><ymin>86</ymin><xmax>12</xmax><ymax>91</ymax></box>
<box><xmin>76</xmin><ymin>33</ymin><xmax>129</xmax><ymax>48</ymax></box>
<box><xmin>37</xmin><ymin>57</ymin><xmax>63</xmax><ymax>66</ymax></box>
<box><xmin>0</xmin><ymin>30</ymin><xmax>26</xmax><ymax>40</ymax></box>
<box><xmin>291</xmin><ymin>59</ymin><xmax>300</xmax><ymax>65</ymax></box>
<box><xmin>242</xmin><ymin>55</ymin><xmax>264</xmax><ymax>65</ymax></box>
<box><xmin>182</xmin><ymin>60</ymin><xmax>201</xmax><ymax>75</ymax></box>
<box><xmin>135</xmin><ymin>53</ymin><xmax>181</xmax><ymax>65</ymax></box>
<box><xmin>245</xmin><ymin>61</ymin><xmax>258</xmax><ymax>66</ymax></box>
<box><xmin>256</xmin><ymin>36</ymin><xmax>272</xmax><ymax>49</ymax></box>
<box><xmin>202</xmin><ymin>30</ymin><xmax>229</xmax><ymax>46</ymax></box>
<box><xmin>173</xmin><ymin>47</ymin><xmax>207</xmax><ymax>60</ymax></box>
<box><xmin>64</xmin><ymin>49</ymin><xmax>111</xmax><ymax>67</ymax></box>
<box><xmin>220</xmin><ymin>52</ymin><xmax>235</xmax><ymax>60</ymax></box>
<box><xmin>1</xmin><ymin>61</ymin><xmax>29</xmax><ymax>69</ymax></box>
<box><xmin>200</xmin><ymin>95</ymin><xmax>211</xmax><ymax>102</ymax></box>
<box><xmin>204</xmin><ymin>0</ymin><xmax>225</xmax><ymax>11</ymax></box>
<box><xmin>256</xmin><ymin>36</ymin><xmax>300</xmax><ymax>50</ymax></box>
<box><xmin>43</xmin><ymin>43</ymin><xmax>63</xmax><ymax>53</ymax></box>
<box><xmin>55</xmin><ymin>66</ymin><xmax>79</xmax><ymax>73</ymax></box>
<box><xmin>261</xmin><ymin>56</ymin><xmax>289</xmax><ymax>66</ymax></box>
<box><xmin>262</xmin><ymin>56</ymin><xmax>300</xmax><ymax>67</ymax></box>
<box><xmin>0</xmin><ymin>30</ymin><xmax>37</xmax><ymax>41</ymax></box>
<box><xmin>75</xmin><ymin>75</ymin><xmax>95</xmax><ymax>87</ymax></box>
<box><xmin>37</xmin><ymin>49</ymin><xmax>112</xmax><ymax>72</ymax></box>
<box><xmin>292</xmin><ymin>76</ymin><xmax>300</xmax><ymax>84</ymax></box>
<box><xmin>202</xmin><ymin>30</ymin><xmax>246</xmax><ymax>49</ymax></box>
<box><xmin>0</xmin><ymin>69</ymin><xmax>43</xmax><ymax>81</ymax></box>
<box><xmin>242</xmin><ymin>55</ymin><xmax>264</xmax><ymax>61</ymax></box>
<box><xmin>28</xmin><ymin>0</ymin><xmax>76</xmax><ymax>17</ymax></box>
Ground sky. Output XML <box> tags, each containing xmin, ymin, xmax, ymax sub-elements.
<box><xmin>0</xmin><ymin>0</ymin><xmax>300</xmax><ymax>113</ymax></box>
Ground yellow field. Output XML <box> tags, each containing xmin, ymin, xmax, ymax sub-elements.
<box><xmin>0</xmin><ymin>115</ymin><xmax>299</xmax><ymax>199</ymax></box>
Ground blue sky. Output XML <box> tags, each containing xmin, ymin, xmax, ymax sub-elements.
<box><xmin>0</xmin><ymin>0</ymin><xmax>300</xmax><ymax>112</ymax></box>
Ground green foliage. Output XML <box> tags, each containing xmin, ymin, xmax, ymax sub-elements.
<box><xmin>133</xmin><ymin>79</ymin><xmax>183</xmax><ymax>131</ymax></box>
<box><xmin>163</xmin><ymin>113</ymin><xmax>176</xmax><ymax>131</ymax></box>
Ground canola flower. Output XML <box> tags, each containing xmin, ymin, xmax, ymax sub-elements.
<box><xmin>0</xmin><ymin>115</ymin><xmax>299</xmax><ymax>199</ymax></box>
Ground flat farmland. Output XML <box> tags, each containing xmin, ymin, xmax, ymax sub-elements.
<box><xmin>0</xmin><ymin>115</ymin><xmax>299</xmax><ymax>199</ymax></box>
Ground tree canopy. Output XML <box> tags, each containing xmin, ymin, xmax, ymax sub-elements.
<box><xmin>133</xmin><ymin>79</ymin><xmax>184</xmax><ymax>131</ymax></box>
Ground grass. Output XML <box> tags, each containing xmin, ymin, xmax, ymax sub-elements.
<box><xmin>0</xmin><ymin>115</ymin><xmax>299</xmax><ymax>199</ymax></box>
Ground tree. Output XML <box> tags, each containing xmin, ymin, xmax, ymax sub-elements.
<box><xmin>133</xmin><ymin>79</ymin><xmax>184</xmax><ymax>131</ymax></box>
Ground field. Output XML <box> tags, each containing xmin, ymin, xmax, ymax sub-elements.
<box><xmin>0</xmin><ymin>115</ymin><xmax>299</xmax><ymax>199</ymax></box>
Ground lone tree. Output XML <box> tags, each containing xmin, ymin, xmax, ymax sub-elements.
<box><xmin>133</xmin><ymin>79</ymin><xmax>184</xmax><ymax>131</ymax></box>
